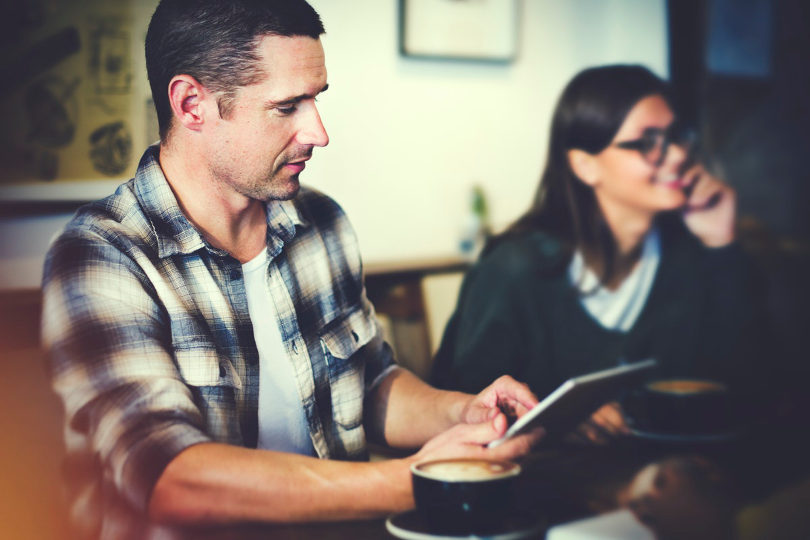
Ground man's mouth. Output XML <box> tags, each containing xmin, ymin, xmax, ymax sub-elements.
<box><xmin>284</xmin><ymin>161</ymin><xmax>306</xmax><ymax>173</ymax></box>
<box><xmin>283</xmin><ymin>154</ymin><xmax>311</xmax><ymax>174</ymax></box>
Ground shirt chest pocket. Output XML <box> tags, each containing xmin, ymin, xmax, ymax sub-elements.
<box><xmin>171</xmin><ymin>316</ymin><xmax>243</xmax><ymax>389</ymax></box>
<box><xmin>173</xmin><ymin>344</ymin><xmax>243</xmax><ymax>390</ymax></box>
<box><xmin>173</xmin><ymin>345</ymin><xmax>244</xmax><ymax>444</ymax></box>
<box><xmin>320</xmin><ymin>307</ymin><xmax>376</xmax><ymax>429</ymax></box>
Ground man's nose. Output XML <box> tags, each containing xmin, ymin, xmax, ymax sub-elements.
<box><xmin>297</xmin><ymin>102</ymin><xmax>329</xmax><ymax>147</ymax></box>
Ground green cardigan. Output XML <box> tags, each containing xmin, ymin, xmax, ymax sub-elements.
<box><xmin>431</xmin><ymin>217</ymin><xmax>767</xmax><ymax>401</ymax></box>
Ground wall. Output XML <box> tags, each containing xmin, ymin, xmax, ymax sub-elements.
<box><xmin>0</xmin><ymin>0</ymin><xmax>667</xmax><ymax>289</ymax></box>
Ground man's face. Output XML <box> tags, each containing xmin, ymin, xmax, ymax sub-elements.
<box><xmin>204</xmin><ymin>35</ymin><xmax>329</xmax><ymax>201</ymax></box>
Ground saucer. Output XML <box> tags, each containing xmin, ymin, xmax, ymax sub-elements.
<box><xmin>386</xmin><ymin>509</ymin><xmax>543</xmax><ymax>540</ymax></box>
<box><xmin>628</xmin><ymin>427</ymin><xmax>740</xmax><ymax>444</ymax></box>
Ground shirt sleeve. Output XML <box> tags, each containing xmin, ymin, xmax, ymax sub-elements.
<box><xmin>360</xmin><ymin>290</ymin><xmax>399</xmax><ymax>392</ymax></box>
<box><xmin>41</xmin><ymin>231</ymin><xmax>212</xmax><ymax>513</ymax></box>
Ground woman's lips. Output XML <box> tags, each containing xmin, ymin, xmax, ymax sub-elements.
<box><xmin>654</xmin><ymin>174</ymin><xmax>686</xmax><ymax>189</ymax></box>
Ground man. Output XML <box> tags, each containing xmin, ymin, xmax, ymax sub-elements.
<box><xmin>41</xmin><ymin>1</ymin><xmax>541</xmax><ymax>538</ymax></box>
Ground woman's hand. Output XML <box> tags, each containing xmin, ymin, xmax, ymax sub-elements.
<box><xmin>680</xmin><ymin>164</ymin><xmax>737</xmax><ymax>248</ymax></box>
<box><xmin>567</xmin><ymin>402</ymin><xmax>630</xmax><ymax>445</ymax></box>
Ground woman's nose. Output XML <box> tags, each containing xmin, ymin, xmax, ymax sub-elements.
<box><xmin>659</xmin><ymin>139</ymin><xmax>690</xmax><ymax>170</ymax></box>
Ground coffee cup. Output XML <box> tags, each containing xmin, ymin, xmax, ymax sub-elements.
<box><xmin>411</xmin><ymin>458</ymin><xmax>521</xmax><ymax>535</ymax></box>
<box><xmin>623</xmin><ymin>378</ymin><xmax>732</xmax><ymax>435</ymax></box>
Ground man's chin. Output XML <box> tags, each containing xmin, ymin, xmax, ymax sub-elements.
<box><xmin>260</xmin><ymin>177</ymin><xmax>301</xmax><ymax>201</ymax></box>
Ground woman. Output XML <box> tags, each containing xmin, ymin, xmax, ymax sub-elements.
<box><xmin>431</xmin><ymin>65</ymin><xmax>766</xmax><ymax>439</ymax></box>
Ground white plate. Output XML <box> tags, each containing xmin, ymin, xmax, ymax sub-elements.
<box><xmin>385</xmin><ymin>509</ymin><xmax>543</xmax><ymax>540</ymax></box>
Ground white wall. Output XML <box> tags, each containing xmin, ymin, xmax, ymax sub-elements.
<box><xmin>0</xmin><ymin>0</ymin><xmax>667</xmax><ymax>289</ymax></box>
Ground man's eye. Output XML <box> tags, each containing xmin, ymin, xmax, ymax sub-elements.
<box><xmin>276</xmin><ymin>105</ymin><xmax>297</xmax><ymax>116</ymax></box>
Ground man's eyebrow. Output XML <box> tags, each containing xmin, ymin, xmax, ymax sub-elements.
<box><xmin>265</xmin><ymin>84</ymin><xmax>329</xmax><ymax>107</ymax></box>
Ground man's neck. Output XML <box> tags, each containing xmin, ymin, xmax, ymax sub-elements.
<box><xmin>158</xmin><ymin>142</ymin><xmax>268</xmax><ymax>263</ymax></box>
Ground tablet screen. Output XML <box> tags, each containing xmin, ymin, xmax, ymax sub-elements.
<box><xmin>488</xmin><ymin>359</ymin><xmax>658</xmax><ymax>448</ymax></box>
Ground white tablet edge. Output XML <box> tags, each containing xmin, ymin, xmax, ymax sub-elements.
<box><xmin>487</xmin><ymin>359</ymin><xmax>657</xmax><ymax>449</ymax></box>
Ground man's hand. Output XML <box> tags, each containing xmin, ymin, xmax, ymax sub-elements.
<box><xmin>412</xmin><ymin>413</ymin><xmax>543</xmax><ymax>465</ymax></box>
<box><xmin>405</xmin><ymin>376</ymin><xmax>542</xmax><ymax>464</ymax></box>
<box><xmin>458</xmin><ymin>375</ymin><xmax>539</xmax><ymax>426</ymax></box>
<box><xmin>681</xmin><ymin>164</ymin><xmax>736</xmax><ymax>248</ymax></box>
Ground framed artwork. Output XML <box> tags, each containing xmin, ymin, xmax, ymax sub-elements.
<box><xmin>399</xmin><ymin>0</ymin><xmax>519</xmax><ymax>62</ymax></box>
<box><xmin>0</xmin><ymin>0</ymin><xmax>156</xmax><ymax>203</ymax></box>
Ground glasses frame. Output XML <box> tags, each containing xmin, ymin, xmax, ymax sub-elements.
<box><xmin>612</xmin><ymin>121</ymin><xmax>697</xmax><ymax>166</ymax></box>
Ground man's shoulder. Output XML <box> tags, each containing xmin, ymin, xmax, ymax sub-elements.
<box><xmin>46</xmin><ymin>179</ymin><xmax>155</xmax><ymax>267</ymax></box>
<box><xmin>63</xmin><ymin>180</ymin><xmax>147</xmax><ymax>237</ymax></box>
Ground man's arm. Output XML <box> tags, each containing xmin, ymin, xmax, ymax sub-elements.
<box><xmin>150</xmin><ymin>358</ymin><xmax>540</xmax><ymax>525</ymax></box>
<box><xmin>149</xmin><ymin>443</ymin><xmax>412</xmax><ymax>523</ymax></box>
<box><xmin>149</xmin><ymin>414</ymin><xmax>539</xmax><ymax>525</ymax></box>
<box><xmin>364</xmin><ymin>368</ymin><xmax>539</xmax><ymax>450</ymax></box>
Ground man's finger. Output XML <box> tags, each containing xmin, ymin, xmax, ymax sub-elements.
<box><xmin>492</xmin><ymin>376</ymin><xmax>539</xmax><ymax>409</ymax></box>
<box><xmin>453</xmin><ymin>415</ymin><xmax>508</xmax><ymax>446</ymax></box>
<box><xmin>488</xmin><ymin>427</ymin><xmax>544</xmax><ymax>459</ymax></box>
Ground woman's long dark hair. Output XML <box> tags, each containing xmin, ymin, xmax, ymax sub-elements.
<box><xmin>484</xmin><ymin>65</ymin><xmax>671</xmax><ymax>285</ymax></box>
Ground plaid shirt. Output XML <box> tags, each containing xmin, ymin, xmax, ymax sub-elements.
<box><xmin>41</xmin><ymin>145</ymin><xmax>397</xmax><ymax>539</ymax></box>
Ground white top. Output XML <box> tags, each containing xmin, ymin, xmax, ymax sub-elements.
<box><xmin>242</xmin><ymin>249</ymin><xmax>315</xmax><ymax>455</ymax></box>
<box><xmin>568</xmin><ymin>228</ymin><xmax>661</xmax><ymax>332</ymax></box>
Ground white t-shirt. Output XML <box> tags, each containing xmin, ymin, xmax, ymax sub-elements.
<box><xmin>568</xmin><ymin>228</ymin><xmax>661</xmax><ymax>332</ymax></box>
<box><xmin>242</xmin><ymin>249</ymin><xmax>315</xmax><ymax>455</ymax></box>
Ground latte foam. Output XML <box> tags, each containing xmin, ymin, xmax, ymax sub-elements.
<box><xmin>414</xmin><ymin>459</ymin><xmax>520</xmax><ymax>482</ymax></box>
<box><xmin>647</xmin><ymin>379</ymin><xmax>726</xmax><ymax>395</ymax></box>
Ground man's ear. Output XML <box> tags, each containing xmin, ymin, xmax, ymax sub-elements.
<box><xmin>567</xmin><ymin>149</ymin><xmax>600</xmax><ymax>187</ymax></box>
<box><xmin>167</xmin><ymin>74</ymin><xmax>210</xmax><ymax>133</ymax></box>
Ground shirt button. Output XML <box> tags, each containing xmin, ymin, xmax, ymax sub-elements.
<box><xmin>292</xmin><ymin>341</ymin><xmax>299</xmax><ymax>354</ymax></box>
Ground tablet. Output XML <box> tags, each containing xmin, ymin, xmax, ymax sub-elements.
<box><xmin>488</xmin><ymin>359</ymin><xmax>658</xmax><ymax>448</ymax></box>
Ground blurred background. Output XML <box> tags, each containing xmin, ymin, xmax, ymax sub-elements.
<box><xmin>0</xmin><ymin>1</ymin><xmax>807</xmax><ymax>539</ymax></box>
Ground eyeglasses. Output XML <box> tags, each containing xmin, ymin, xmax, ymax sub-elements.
<box><xmin>612</xmin><ymin>121</ymin><xmax>697</xmax><ymax>166</ymax></box>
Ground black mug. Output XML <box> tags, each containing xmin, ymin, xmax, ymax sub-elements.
<box><xmin>624</xmin><ymin>379</ymin><xmax>732</xmax><ymax>435</ymax></box>
<box><xmin>411</xmin><ymin>458</ymin><xmax>520</xmax><ymax>535</ymax></box>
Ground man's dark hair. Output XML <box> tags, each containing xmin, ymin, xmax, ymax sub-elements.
<box><xmin>145</xmin><ymin>0</ymin><xmax>325</xmax><ymax>141</ymax></box>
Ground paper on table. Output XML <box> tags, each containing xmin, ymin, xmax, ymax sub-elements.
<box><xmin>546</xmin><ymin>509</ymin><xmax>655</xmax><ymax>540</ymax></box>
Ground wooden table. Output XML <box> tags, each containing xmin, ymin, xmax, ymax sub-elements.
<box><xmin>186</xmin><ymin>422</ymin><xmax>810</xmax><ymax>539</ymax></box>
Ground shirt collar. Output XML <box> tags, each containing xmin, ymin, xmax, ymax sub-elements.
<box><xmin>264</xmin><ymin>197</ymin><xmax>309</xmax><ymax>259</ymax></box>
<box><xmin>134</xmin><ymin>145</ymin><xmax>207</xmax><ymax>258</ymax></box>
<box><xmin>134</xmin><ymin>144</ymin><xmax>311</xmax><ymax>260</ymax></box>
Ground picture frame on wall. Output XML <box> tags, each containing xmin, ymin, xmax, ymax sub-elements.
<box><xmin>399</xmin><ymin>0</ymin><xmax>519</xmax><ymax>62</ymax></box>
<box><xmin>0</xmin><ymin>0</ymin><xmax>157</xmax><ymax>205</ymax></box>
